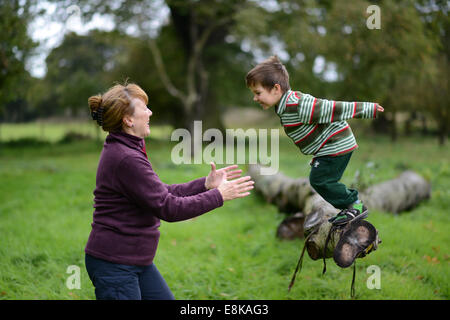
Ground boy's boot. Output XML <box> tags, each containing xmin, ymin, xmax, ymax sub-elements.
<box><xmin>328</xmin><ymin>201</ymin><xmax>369</xmax><ymax>226</ymax></box>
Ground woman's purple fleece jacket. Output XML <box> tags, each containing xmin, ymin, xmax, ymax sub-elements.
<box><xmin>85</xmin><ymin>131</ymin><xmax>223</xmax><ymax>266</ymax></box>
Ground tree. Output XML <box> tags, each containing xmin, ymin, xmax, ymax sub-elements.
<box><xmin>35</xmin><ymin>30</ymin><xmax>129</xmax><ymax>117</ymax></box>
<box><xmin>105</xmin><ymin>27</ymin><xmax>187</xmax><ymax>128</ymax></box>
<box><xmin>416</xmin><ymin>0</ymin><xmax>449</xmax><ymax>145</ymax></box>
<box><xmin>317</xmin><ymin>0</ymin><xmax>438</xmax><ymax>141</ymax></box>
<box><xmin>47</xmin><ymin>0</ymin><xmax>256</xmax><ymax>158</ymax></box>
<box><xmin>0</xmin><ymin>0</ymin><xmax>38</xmax><ymax>128</ymax></box>
<box><xmin>231</xmin><ymin>0</ymin><xmax>331</xmax><ymax>95</ymax></box>
<box><xmin>233</xmin><ymin>0</ymin><xmax>446</xmax><ymax>142</ymax></box>
<box><xmin>49</xmin><ymin>1</ymin><xmax>250</xmax><ymax>125</ymax></box>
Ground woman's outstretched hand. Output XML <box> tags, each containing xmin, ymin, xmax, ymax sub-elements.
<box><xmin>217</xmin><ymin>175</ymin><xmax>254</xmax><ymax>201</ymax></box>
<box><xmin>205</xmin><ymin>162</ymin><xmax>243</xmax><ymax>190</ymax></box>
<box><xmin>205</xmin><ymin>162</ymin><xmax>254</xmax><ymax>201</ymax></box>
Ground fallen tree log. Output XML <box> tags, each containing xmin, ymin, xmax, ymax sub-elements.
<box><xmin>247</xmin><ymin>164</ymin><xmax>431</xmax><ymax>261</ymax></box>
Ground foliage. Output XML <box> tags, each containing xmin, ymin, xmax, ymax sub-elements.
<box><xmin>55</xmin><ymin>0</ymin><xmax>254</xmax><ymax>131</ymax></box>
<box><xmin>0</xmin><ymin>0</ymin><xmax>38</xmax><ymax>116</ymax></box>
<box><xmin>415</xmin><ymin>0</ymin><xmax>449</xmax><ymax>144</ymax></box>
<box><xmin>37</xmin><ymin>30</ymin><xmax>129</xmax><ymax>116</ymax></box>
<box><xmin>0</xmin><ymin>0</ymin><xmax>448</xmax><ymax>143</ymax></box>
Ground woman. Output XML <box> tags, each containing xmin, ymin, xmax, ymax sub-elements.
<box><xmin>85</xmin><ymin>82</ymin><xmax>254</xmax><ymax>300</ymax></box>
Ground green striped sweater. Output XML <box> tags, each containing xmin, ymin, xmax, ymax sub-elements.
<box><xmin>275</xmin><ymin>90</ymin><xmax>378</xmax><ymax>157</ymax></box>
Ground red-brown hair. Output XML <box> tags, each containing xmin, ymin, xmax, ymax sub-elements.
<box><xmin>88</xmin><ymin>82</ymin><xmax>148</xmax><ymax>132</ymax></box>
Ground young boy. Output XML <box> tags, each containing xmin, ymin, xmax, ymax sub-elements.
<box><xmin>246</xmin><ymin>56</ymin><xmax>384</xmax><ymax>225</ymax></box>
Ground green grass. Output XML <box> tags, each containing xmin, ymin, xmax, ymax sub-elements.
<box><xmin>0</xmin><ymin>122</ymin><xmax>448</xmax><ymax>300</ymax></box>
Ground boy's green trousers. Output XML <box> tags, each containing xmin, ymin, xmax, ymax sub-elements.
<box><xmin>309</xmin><ymin>152</ymin><xmax>358</xmax><ymax>210</ymax></box>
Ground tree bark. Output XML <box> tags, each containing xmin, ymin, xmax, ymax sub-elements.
<box><xmin>247</xmin><ymin>164</ymin><xmax>431</xmax><ymax>260</ymax></box>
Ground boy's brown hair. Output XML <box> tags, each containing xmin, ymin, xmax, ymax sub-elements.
<box><xmin>246</xmin><ymin>55</ymin><xmax>290</xmax><ymax>93</ymax></box>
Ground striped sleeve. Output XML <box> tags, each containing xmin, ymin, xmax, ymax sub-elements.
<box><xmin>296</xmin><ymin>93</ymin><xmax>378</xmax><ymax>124</ymax></box>
<box><xmin>331</xmin><ymin>101</ymin><xmax>378</xmax><ymax>121</ymax></box>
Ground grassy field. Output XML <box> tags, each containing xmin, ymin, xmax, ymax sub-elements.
<box><xmin>0</xmin><ymin>121</ymin><xmax>448</xmax><ymax>300</ymax></box>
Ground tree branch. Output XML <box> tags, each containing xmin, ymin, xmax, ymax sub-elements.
<box><xmin>185</xmin><ymin>14</ymin><xmax>233</xmax><ymax>112</ymax></box>
<box><xmin>148</xmin><ymin>37</ymin><xmax>186</xmax><ymax>102</ymax></box>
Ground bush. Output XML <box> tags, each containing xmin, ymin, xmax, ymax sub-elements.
<box><xmin>58</xmin><ymin>131</ymin><xmax>93</xmax><ymax>144</ymax></box>
<box><xmin>0</xmin><ymin>137</ymin><xmax>51</xmax><ymax>148</ymax></box>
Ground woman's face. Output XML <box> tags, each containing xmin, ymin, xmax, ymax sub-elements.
<box><xmin>126</xmin><ymin>98</ymin><xmax>153</xmax><ymax>138</ymax></box>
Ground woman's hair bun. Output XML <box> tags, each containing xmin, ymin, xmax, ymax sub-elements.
<box><xmin>88</xmin><ymin>95</ymin><xmax>102</xmax><ymax>113</ymax></box>
<box><xmin>88</xmin><ymin>95</ymin><xmax>104</xmax><ymax>126</ymax></box>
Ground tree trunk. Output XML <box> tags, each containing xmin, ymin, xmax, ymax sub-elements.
<box><xmin>420</xmin><ymin>113</ymin><xmax>428</xmax><ymax>135</ymax></box>
<box><xmin>247</xmin><ymin>164</ymin><xmax>431</xmax><ymax>260</ymax></box>
<box><xmin>371</xmin><ymin>112</ymin><xmax>390</xmax><ymax>135</ymax></box>
<box><xmin>438</xmin><ymin>133</ymin><xmax>447</xmax><ymax>146</ymax></box>
<box><xmin>437</xmin><ymin>122</ymin><xmax>448</xmax><ymax>146</ymax></box>
<box><xmin>390</xmin><ymin>111</ymin><xmax>397</xmax><ymax>142</ymax></box>
<box><xmin>148</xmin><ymin>7</ymin><xmax>230</xmax><ymax>160</ymax></box>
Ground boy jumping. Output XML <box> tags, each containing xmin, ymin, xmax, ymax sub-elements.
<box><xmin>246</xmin><ymin>56</ymin><xmax>384</xmax><ymax>225</ymax></box>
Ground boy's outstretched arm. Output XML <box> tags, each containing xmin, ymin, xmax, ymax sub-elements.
<box><xmin>292</xmin><ymin>92</ymin><xmax>384</xmax><ymax>124</ymax></box>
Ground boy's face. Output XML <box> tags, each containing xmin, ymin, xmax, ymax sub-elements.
<box><xmin>249</xmin><ymin>84</ymin><xmax>284</xmax><ymax>110</ymax></box>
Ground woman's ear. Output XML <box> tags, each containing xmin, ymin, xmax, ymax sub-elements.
<box><xmin>123</xmin><ymin>115</ymin><xmax>133</xmax><ymax>128</ymax></box>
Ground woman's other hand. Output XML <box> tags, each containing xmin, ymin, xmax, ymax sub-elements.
<box><xmin>217</xmin><ymin>175</ymin><xmax>254</xmax><ymax>201</ymax></box>
<box><xmin>205</xmin><ymin>162</ymin><xmax>243</xmax><ymax>190</ymax></box>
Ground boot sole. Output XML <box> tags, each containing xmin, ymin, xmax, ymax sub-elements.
<box><xmin>333</xmin><ymin>219</ymin><xmax>377</xmax><ymax>268</ymax></box>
